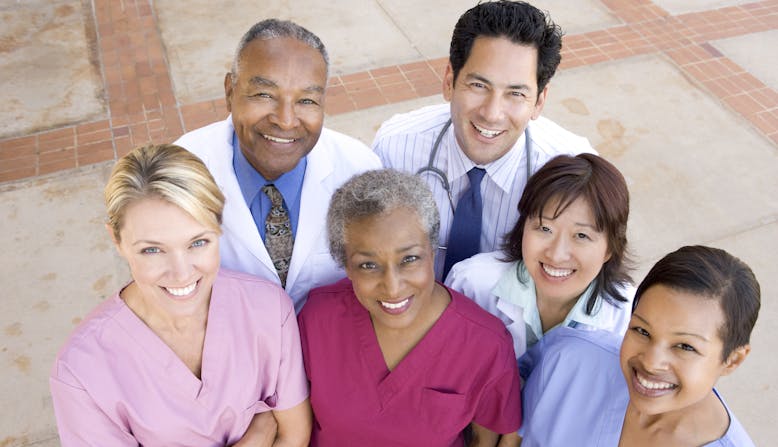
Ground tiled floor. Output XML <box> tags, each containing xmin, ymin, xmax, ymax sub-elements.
<box><xmin>0</xmin><ymin>0</ymin><xmax>776</xmax><ymax>183</ymax></box>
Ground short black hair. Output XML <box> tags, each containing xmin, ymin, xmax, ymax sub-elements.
<box><xmin>634</xmin><ymin>246</ymin><xmax>761</xmax><ymax>361</ymax></box>
<box><xmin>449</xmin><ymin>1</ymin><xmax>563</xmax><ymax>94</ymax></box>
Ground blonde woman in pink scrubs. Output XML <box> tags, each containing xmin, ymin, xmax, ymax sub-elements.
<box><xmin>50</xmin><ymin>144</ymin><xmax>311</xmax><ymax>446</ymax></box>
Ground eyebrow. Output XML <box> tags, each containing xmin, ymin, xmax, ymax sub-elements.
<box><xmin>248</xmin><ymin>76</ymin><xmax>325</xmax><ymax>94</ymax></box>
<box><xmin>632</xmin><ymin>313</ymin><xmax>710</xmax><ymax>342</ymax></box>
<box><xmin>349</xmin><ymin>244</ymin><xmax>422</xmax><ymax>258</ymax></box>
<box><xmin>537</xmin><ymin>214</ymin><xmax>598</xmax><ymax>230</ymax></box>
<box><xmin>131</xmin><ymin>231</ymin><xmax>216</xmax><ymax>247</ymax></box>
<box><xmin>465</xmin><ymin>73</ymin><xmax>531</xmax><ymax>91</ymax></box>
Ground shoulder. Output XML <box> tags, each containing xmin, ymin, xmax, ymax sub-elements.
<box><xmin>298</xmin><ymin>278</ymin><xmax>354</xmax><ymax>322</ymax></box>
<box><xmin>713</xmin><ymin>390</ymin><xmax>756</xmax><ymax>447</ymax></box>
<box><xmin>541</xmin><ymin>327</ymin><xmax>622</xmax><ymax>366</ymax></box>
<box><xmin>527</xmin><ymin>116</ymin><xmax>596</xmax><ymax>157</ymax></box>
<box><xmin>373</xmin><ymin>103</ymin><xmax>450</xmax><ymax>144</ymax></box>
<box><xmin>51</xmin><ymin>295</ymin><xmax>126</xmax><ymax>382</ymax></box>
<box><xmin>215</xmin><ymin>268</ymin><xmax>293</xmax><ymax>310</ymax></box>
<box><xmin>174</xmin><ymin>117</ymin><xmax>232</xmax><ymax>156</ymax></box>
<box><xmin>447</xmin><ymin>287</ymin><xmax>513</xmax><ymax>343</ymax></box>
<box><xmin>446</xmin><ymin>251</ymin><xmax>512</xmax><ymax>289</ymax></box>
<box><xmin>317</xmin><ymin>128</ymin><xmax>378</xmax><ymax>159</ymax></box>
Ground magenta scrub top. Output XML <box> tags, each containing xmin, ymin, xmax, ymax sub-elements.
<box><xmin>298</xmin><ymin>278</ymin><xmax>521</xmax><ymax>446</ymax></box>
<box><xmin>50</xmin><ymin>269</ymin><xmax>308</xmax><ymax>446</ymax></box>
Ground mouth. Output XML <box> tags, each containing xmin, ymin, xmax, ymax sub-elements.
<box><xmin>163</xmin><ymin>280</ymin><xmax>198</xmax><ymax>298</ymax></box>
<box><xmin>632</xmin><ymin>368</ymin><xmax>678</xmax><ymax>396</ymax></box>
<box><xmin>471</xmin><ymin>122</ymin><xmax>505</xmax><ymax>139</ymax></box>
<box><xmin>378</xmin><ymin>297</ymin><xmax>412</xmax><ymax>315</ymax></box>
<box><xmin>262</xmin><ymin>134</ymin><xmax>296</xmax><ymax>144</ymax></box>
<box><xmin>541</xmin><ymin>263</ymin><xmax>574</xmax><ymax>278</ymax></box>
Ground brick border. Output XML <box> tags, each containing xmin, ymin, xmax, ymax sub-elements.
<box><xmin>1</xmin><ymin>0</ymin><xmax>777</xmax><ymax>183</ymax></box>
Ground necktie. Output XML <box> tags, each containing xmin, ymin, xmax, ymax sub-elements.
<box><xmin>262</xmin><ymin>184</ymin><xmax>294</xmax><ymax>287</ymax></box>
<box><xmin>443</xmin><ymin>167</ymin><xmax>486</xmax><ymax>279</ymax></box>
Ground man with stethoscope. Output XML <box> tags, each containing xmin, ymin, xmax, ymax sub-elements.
<box><xmin>373</xmin><ymin>1</ymin><xmax>596</xmax><ymax>281</ymax></box>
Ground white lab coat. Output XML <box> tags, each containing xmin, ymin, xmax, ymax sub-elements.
<box><xmin>175</xmin><ymin>117</ymin><xmax>382</xmax><ymax>312</ymax></box>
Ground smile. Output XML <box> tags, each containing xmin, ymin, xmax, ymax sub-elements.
<box><xmin>635</xmin><ymin>371</ymin><xmax>677</xmax><ymax>390</ymax></box>
<box><xmin>472</xmin><ymin>122</ymin><xmax>504</xmax><ymax>139</ymax></box>
<box><xmin>380</xmin><ymin>298</ymin><xmax>410</xmax><ymax>310</ymax></box>
<box><xmin>164</xmin><ymin>281</ymin><xmax>197</xmax><ymax>297</ymax></box>
<box><xmin>262</xmin><ymin>134</ymin><xmax>296</xmax><ymax>144</ymax></box>
<box><xmin>541</xmin><ymin>263</ymin><xmax>574</xmax><ymax>278</ymax></box>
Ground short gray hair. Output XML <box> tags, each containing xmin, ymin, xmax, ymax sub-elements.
<box><xmin>328</xmin><ymin>169</ymin><xmax>440</xmax><ymax>267</ymax></box>
<box><xmin>231</xmin><ymin>19</ymin><xmax>329</xmax><ymax>78</ymax></box>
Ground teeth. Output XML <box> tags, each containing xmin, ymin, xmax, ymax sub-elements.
<box><xmin>473</xmin><ymin>123</ymin><xmax>503</xmax><ymax>138</ymax></box>
<box><xmin>263</xmin><ymin>134</ymin><xmax>295</xmax><ymax>143</ymax></box>
<box><xmin>636</xmin><ymin>372</ymin><xmax>676</xmax><ymax>390</ymax></box>
<box><xmin>165</xmin><ymin>282</ymin><xmax>197</xmax><ymax>297</ymax></box>
<box><xmin>380</xmin><ymin>298</ymin><xmax>409</xmax><ymax>310</ymax></box>
<box><xmin>542</xmin><ymin>263</ymin><xmax>574</xmax><ymax>277</ymax></box>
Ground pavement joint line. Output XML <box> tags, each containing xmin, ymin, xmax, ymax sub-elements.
<box><xmin>0</xmin><ymin>0</ymin><xmax>777</xmax><ymax>184</ymax></box>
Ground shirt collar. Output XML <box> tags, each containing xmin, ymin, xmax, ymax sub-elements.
<box><xmin>492</xmin><ymin>260</ymin><xmax>605</xmax><ymax>342</ymax></box>
<box><xmin>231</xmin><ymin>133</ymin><xmax>307</xmax><ymax>207</ymax></box>
<box><xmin>446</xmin><ymin>123</ymin><xmax>527</xmax><ymax>193</ymax></box>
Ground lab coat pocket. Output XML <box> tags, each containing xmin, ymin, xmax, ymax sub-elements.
<box><xmin>421</xmin><ymin>387</ymin><xmax>468</xmax><ymax>434</ymax></box>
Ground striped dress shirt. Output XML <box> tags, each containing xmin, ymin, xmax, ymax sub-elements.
<box><xmin>372</xmin><ymin>103</ymin><xmax>596</xmax><ymax>280</ymax></box>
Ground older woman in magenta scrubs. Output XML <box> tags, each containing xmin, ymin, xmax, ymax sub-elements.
<box><xmin>49</xmin><ymin>144</ymin><xmax>311</xmax><ymax>446</ymax></box>
<box><xmin>445</xmin><ymin>153</ymin><xmax>633</xmax><ymax>370</ymax></box>
<box><xmin>298</xmin><ymin>169</ymin><xmax>521</xmax><ymax>446</ymax></box>
<box><xmin>520</xmin><ymin>245</ymin><xmax>759</xmax><ymax>446</ymax></box>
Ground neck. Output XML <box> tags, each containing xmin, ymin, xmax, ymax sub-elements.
<box><xmin>121</xmin><ymin>282</ymin><xmax>210</xmax><ymax>334</ymax></box>
<box><xmin>536</xmin><ymin>292</ymin><xmax>578</xmax><ymax>333</ymax></box>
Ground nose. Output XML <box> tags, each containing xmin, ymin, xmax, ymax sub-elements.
<box><xmin>381</xmin><ymin>266</ymin><xmax>403</xmax><ymax>299</ymax></box>
<box><xmin>641</xmin><ymin>342</ymin><xmax>669</xmax><ymax>372</ymax></box>
<box><xmin>546</xmin><ymin>234</ymin><xmax>571</xmax><ymax>263</ymax></box>
<box><xmin>269</xmin><ymin>99</ymin><xmax>299</xmax><ymax>130</ymax></box>
<box><xmin>479</xmin><ymin>92</ymin><xmax>504</xmax><ymax>123</ymax></box>
<box><xmin>169</xmin><ymin>251</ymin><xmax>193</xmax><ymax>283</ymax></box>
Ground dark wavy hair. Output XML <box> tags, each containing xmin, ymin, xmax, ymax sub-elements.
<box><xmin>449</xmin><ymin>1</ymin><xmax>563</xmax><ymax>95</ymax></box>
<box><xmin>634</xmin><ymin>246</ymin><xmax>760</xmax><ymax>361</ymax></box>
<box><xmin>502</xmin><ymin>154</ymin><xmax>632</xmax><ymax>314</ymax></box>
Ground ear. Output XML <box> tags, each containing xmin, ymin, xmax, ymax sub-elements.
<box><xmin>720</xmin><ymin>344</ymin><xmax>750</xmax><ymax>376</ymax></box>
<box><xmin>442</xmin><ymin>62</ymin><xmax>454</xmax><ymax>102</ymax></box>
<box><xmin>224</xmin><ymin>72</ymin><xmax>234</xmax><ymax>113</ymax></box>
<box><xmin>531</xmin><ymin>84</ymin><xmax>549</xmax><ymax>120</ymax></box>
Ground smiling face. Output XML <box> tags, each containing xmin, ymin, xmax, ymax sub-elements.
<box><xmin>443</xmin><ymin>36</ymin><xmax>547</xmax><ymax>165</ymax></box>
<box><xmin>343</xmin><ymin>207</ymin><xmax>446</xmax><ymax>333</ymax></box>
<box><xmin>225</xmin><ymin>37</ymin><xmax>326</xmax><ymax>181</ymax></box>
<box><xmin>620</xmin><ymin>285</ymin><xmax>746</xmax><ymax>416</ymax></box>
<box><xmin>521</xmin><ymin>196</ymin><xmax>611</xmax><ymax>307</ymax></box>
<box><xmin>112</xmin><ymin>198</ymin><xmax>220</xmax><ymax>318</ymax></box>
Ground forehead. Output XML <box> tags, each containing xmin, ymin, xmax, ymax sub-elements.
<box><xmin>461</xmin><ymin>36</ymin><xmax>539</xmax><ymax>87</ymax></box>
<box><xmin>235</xmin><ymin>37</ymin><xmax>327</xmax><ymax>86</ymax></box>
<box><xmin>121</xmin><ymin>198</ymin><xmax>212</xmax><ymax>237</ymax></box>
<box><xmin>344</xmin><ymin>207</ymin><xmax>428</xmax><ymax>248</ymax></box>
<box><xmin>634</xmin><ymin>285</ymin><xmax>725</xmax><ymax>338</ymax></box>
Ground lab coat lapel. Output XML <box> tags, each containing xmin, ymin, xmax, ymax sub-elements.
<box><xmin>285</xmin><ymin>143</ymin><xmax>333</xmax><ymax>290</ymax></box>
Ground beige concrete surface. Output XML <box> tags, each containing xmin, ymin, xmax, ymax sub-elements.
<box><xmin>653</xmin><ymin>0</ymin><xmax>754</xmax><ymax>14</ymax></box>
<box><xmin>713</xmin><ymin>29</ymin><xmax>778</xmax><ymax>91</ymax></box>
<box><xmin>0</xmin><ymin>0</ymin><xmax>105</xmax><ymax>139</ymax></box>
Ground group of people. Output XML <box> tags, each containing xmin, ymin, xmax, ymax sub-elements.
<box><xmin>49</xmin><ymin>1</ymin><xmax>761</xmax><ymax>446</ymax></box>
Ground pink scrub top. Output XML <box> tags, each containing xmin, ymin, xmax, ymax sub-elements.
<box><xmin>298</xmin><ymin>278</ymin><xmax>521</xmax><ymax>446</ymax></box>
<box><xmin>50</xmin><ymin>269</ymin><xmax>308</xmax><ymax>446</ymax></box>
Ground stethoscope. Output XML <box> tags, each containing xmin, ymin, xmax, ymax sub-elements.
<box><xmin>416</xmin><ymin>119</ymin><xmax>533</xmax><ymax>213</ymax></box>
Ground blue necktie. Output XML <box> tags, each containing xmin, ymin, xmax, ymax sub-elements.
<box><xmin>443</xmin><ymin>167</ymin><xmax>486</xmax><ymax>279</ymax></box>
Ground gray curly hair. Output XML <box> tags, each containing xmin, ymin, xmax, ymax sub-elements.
<box><xmin>327</xmin><ymin>169</ymin><xmax>440</xmax><ymax>267</ymax></box>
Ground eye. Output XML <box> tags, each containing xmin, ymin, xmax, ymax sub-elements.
<box><xmin>510</xmin><ymin>90</ymin><xmax>527</xmax><ymax>98</ymax></box>
<box><xmin>401</xmin><ymin>255</ymin><xmax>419</xmax><ymax>264</ymax></box>
<box><xmin>250</xmin><ymin>92</ymin><xmax>272</xmax><ymax>99</ymax></box>
<box><xmin>469</xmin><ymin>82</ymin><xmax>486</xmax><ymax>89</ymax></box>
<box><xmin>299</xmin><ymin>98</ymin><xmax>318</xmax><ymax>105</ymax></box>
<box><xmin>359</xmin><ymin>262</ymin><xmax>377</xmax><ymax>270</ymax></box>
<box><xmin>141</xmin><ymin>247</ymin><xmax>161</xmax><ymax>255</ymax></box>
<box><xmin>631</xmin><ymin>326</ymin><xmax>649</xmax><ymax>337</ymax></box>
<box><xmin>676</xmin><ymin>343</ymin><xmax>697</xmax><ymax>353</ymax></box>
<box><xmin>575</xmin><ymin>232</ymin><xmax>591</xmax><ymax>240</ymax></box>
<box><xmin>539</xmin><ymin>225</ymin><xmax>551</xmax><ymax>233</ymax></box>
<box><xmin>190</xmin><ymin>239</ymin><xmax>209</xmax><ymax>248</ymax></box>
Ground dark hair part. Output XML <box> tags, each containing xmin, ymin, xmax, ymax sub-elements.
<box><xmin>449</xmin><ymin>1</ymin><xmax>563</xmax><ymax>94</ymax></box>
<box><xmin>232</xmin><ymin>18</ymin><xmax>329</xmax><ymax>78</ymax></box>
<box><xmin>634</xmin><ymin>245</ymin><xmax>761</xmax><ymax>362</ymax></box>
<box><xmin>503</xmin><ymin>153</ymin><xmax>632</xmax><ymax>313</ymax></box>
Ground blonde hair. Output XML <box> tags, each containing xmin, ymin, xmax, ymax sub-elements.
<box><xmin>104</xmin><ymin>144</ymin><xmax>225</xmax><ymax>241</ymax></box>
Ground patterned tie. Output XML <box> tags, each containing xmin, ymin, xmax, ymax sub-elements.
<box><xmin>262</xmin><ymin>184</ymin><xmax>294</xmax><ymax>287</ymax></box>
<box><xmin>443</xmin><ymin>167</ymin><xmax>486</xmax><ymax>279</ymax></box>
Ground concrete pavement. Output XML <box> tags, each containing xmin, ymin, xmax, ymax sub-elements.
<box><xmin>1</xmin><ymin>0</ymin><xmax>777</xmax><ymax>445</ymax></box>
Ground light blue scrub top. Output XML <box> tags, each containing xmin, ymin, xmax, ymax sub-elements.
<box><xmin>519</xmin><ymin>328</ymin><xmax>755</xmax><ymax>447</ymax></box>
